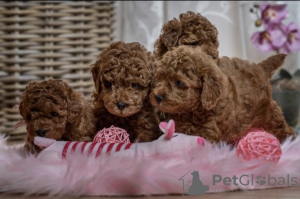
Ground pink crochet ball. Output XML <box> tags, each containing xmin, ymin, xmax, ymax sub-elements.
<box><xmin>236</xmin><ymin>129</ymin><xmax>282</xmax><ymax>162</ymax></box>
<box><xmin>93</xmin><ymin>125</ymin><xmax>130</xmax><ymax>143</ymax></box>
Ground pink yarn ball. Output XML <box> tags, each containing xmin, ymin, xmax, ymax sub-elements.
<box><xmin>93</xmin><ymin>125</ymin><xmax>130</xmax><ymax>143</ymax></box>
<box><xmin>236</xmin><ymin>129</ymin><xmax>282</xmax><ymax>162</ymax></box>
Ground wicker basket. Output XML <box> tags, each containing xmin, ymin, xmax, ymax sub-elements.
<box><xmin>0</xmin><ymin>1</ymin><xmax>115</xmax><ymax>142</ymax></box>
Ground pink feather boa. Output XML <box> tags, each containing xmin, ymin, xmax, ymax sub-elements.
<box><xmin>0</xmin><ymin>135</ymin><xmax>299</xmax><ymax>196</ymax></box>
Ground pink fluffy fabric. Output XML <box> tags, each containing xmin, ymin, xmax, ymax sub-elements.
<box><xmin>0</xmin><ymin>135</ymin><xmax>299</xmax><ymax>196</ymax></box>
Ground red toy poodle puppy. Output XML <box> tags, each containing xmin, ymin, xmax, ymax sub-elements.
<box><xmin>91</xmin><ymin>41</ymin><xmax>161</xmax><ymax>143</ymax></box>
<box><xmin>154</xmin><ymin>11</ymin><xmax>219</xmax><ymax>60</ymax></box>
<box><xmin>19</xmin><ymin>79</ymin><xmax>96</xmax><ymax>154</ymax></box>
<box><xmin>150</xmin><ymin>46</ymin><xmax>295</xmax><ymax>143</ymax></box>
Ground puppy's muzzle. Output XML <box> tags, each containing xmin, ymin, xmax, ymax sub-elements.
<box><xmin>155</xmin><ymin>95</ymin><xmax>164</xmax><ymax>104</ymax></box>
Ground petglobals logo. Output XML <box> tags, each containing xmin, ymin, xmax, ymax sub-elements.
<box><xmin>179</xmin><ymin>170</ymin><xmax>209</xmax><ymax>196</ymax></box>
<box><xmin>178</xmin><ymin>172</ymin><xmax>298</xmax><ymax>196</ymax></box>
<box><xmin>213</xmin><ymin>174</ymin><xmax>298</xmax><ymax>186</ymax></box>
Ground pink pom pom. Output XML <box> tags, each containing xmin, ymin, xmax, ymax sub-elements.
<box><xmin>236</xmin><ymin>128</ymin><xmax>282</xmax><ymax>162</ymax></box>
<box><xmin>93</xmin><ymin>125</ymin><xmax>130</xmax><ymax>143</ymax></box>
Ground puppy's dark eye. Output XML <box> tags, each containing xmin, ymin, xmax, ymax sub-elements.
<box><xmin>190</xmin><ymin>41</ymin><xmax>200</xmax><ymax>46</ymax></box>
<box><xmin>175</xmin><ymin>80</ymin><xmax>185</xmax><ymax>88</ymax></box>
<box><xmin>104</xmin><ymin>81</ymin><xmax>112</xmax><ymax>89</ymax></box>
<box><xmin>51</xmin><ymin>112</ymin><xmax>59</xmax><ymax>117</ymax></box>
<box><xmin>211</xmin><ymin>55</ymin><xmax>216</xmax><ymax>59</ymax></box>
<box><xmin>131</xmin><ymin>83</ymin><xmax>140</xmax><ymax>89</ymax></box>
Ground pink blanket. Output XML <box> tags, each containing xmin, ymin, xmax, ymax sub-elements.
<box><xmin>0</xmin><ymin>134</ymin><xmax>299</xmax><ymax>196</ymax></box>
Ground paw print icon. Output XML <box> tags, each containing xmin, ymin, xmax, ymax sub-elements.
<box><xmin>256</xmin><ymin>175</ymin><xmax>266</xmax><ymax>185</ymax></box>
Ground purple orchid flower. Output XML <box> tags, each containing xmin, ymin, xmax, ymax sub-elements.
<box><xmin>281</xmin><ymin>22</ymin><xmax>300</xmax><ymax>53</ymax></box>
<box><xmin>268</xmin><ymin>25</ymin><xmax>287</xmax><ymax>48</ymax></box>
<box><xmin>251</xmin><ymin>27</ymin><xmax>286</xmax><ymax>52</ymax></box>
<box><xmin>251</xmin><ymin>31</ymin><xmax>274</xmax><ymax>52</ymax></box>
<box><xmin>259</xmin><ymin>3</ymin><xmax>288</xmax><ymax>26</ymax></box>
<box><xmin>251</xmin><ymin>2</ymin><xmax>300</xmax><ymax>54</ymax></box>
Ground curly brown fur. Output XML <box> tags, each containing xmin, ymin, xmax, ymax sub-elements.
<box><xmin>150</xmin><ymin>46</ymin><xmax>295</xmax><ymax>143</ymax></box>
<box><xmin>19</xmin><ymin>79</ymin><xmax>96</xmax><ymax>154</ymax></box>
<box><xmin>91</xmin><ymin>41</ymin><xmax>161</xmax><ymax>142</ymax></box>
<box><xmin>154</xmin><ymin>11</ymin><xmax>219</xmax><ymax>60</ymax></box>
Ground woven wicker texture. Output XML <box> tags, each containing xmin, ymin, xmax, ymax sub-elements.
<box><xmin>0</xmin><ymin>1</ymin><xmax>115</xmax><ymax>142</ymax></box>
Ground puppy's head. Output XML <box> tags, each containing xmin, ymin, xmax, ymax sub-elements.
<box><xmin>19</xmin><ymin>79</ymin><xmax>82</xmax><ymax>142</ymax></box>
<box><xmin>150</xmin><ymin>46</ymin><xmax>226</xmax><ymax>114</ymax></box>
<box><xmin>154</xmin><ymin>11</ymin><xmax>219</xmax><ymax>60</ymax></box>
<box><xmin>91</xmin><ymin>41</ymin><xmax>154</xmax><ymax>117</ymax></box>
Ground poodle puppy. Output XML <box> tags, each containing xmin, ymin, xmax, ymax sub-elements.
<box><xmin>91</xmin><ymin>41</ymin><xmax>161</xmax><ymax>142</ymax></box>
<box><xmin>150</xmin><ymin>46</ymin><xmax>295</xmax><ymax>143</ymax></box>
<box><xmin>19</xmin><ymin>79</ymin><xmax>96</xmax><ymax>154</ymax></box>
<box><xmin>154</xmin><ymin>11</ymin><xmax>219</xmax><ymax>60</ymax></box>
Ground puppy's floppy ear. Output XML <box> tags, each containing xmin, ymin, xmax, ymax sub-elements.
<box><xmin>154</xmin><ymin>37</ymin><xmax>168</xmax><ymax>60</ymax></box>
<box><xmin>61</xmin><ymin>81</ymin><xmax>83</xmax><ymax>124</ymax></box>
<box><xmin>154</xmin><ymin>19</ymin><xmax>181</xmax><ymax>60</ymax></box>
<box><xmin>148</xmin><ymin>54</ymin><xmax>158</xmax><ymax>91</ymax></box>
<box><xmin>200</xmin><ymin>65</ymin><xmax>226</xmax><ymax>110</ymax></box>
<box><xmin>146</xmin><ymin>52</ymin><xmax>157</xmax><ymax>78</ymax></box>
<box><xmin>19</xmin><ymin>81</ymin><xmax>37</xmax><ymax>119</ymax></box>
<box><xmin>90</xmin><ymin>59</ymin><xmax>102</xmax><ymax>94</ymax></box>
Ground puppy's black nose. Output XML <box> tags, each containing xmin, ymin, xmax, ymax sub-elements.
<box><xmin>155</xmin><ymin>95</ymin><xmax>164</xmax><ymax>104</ymax></box>
<box><xmin>117</xmin><ymin>102</ymin><xmax>127</xmax><ymax>110</ymax></box>
<box><xmin>36</xmin><ymin>129</ymin><xmax>47</xmax><ymax>137</ymax></box>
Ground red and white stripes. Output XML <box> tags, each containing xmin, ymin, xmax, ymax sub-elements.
<box><xmin>62</xmin><ymin>141</ymin><xmax>133</xmax><ymax>158</ymax></box>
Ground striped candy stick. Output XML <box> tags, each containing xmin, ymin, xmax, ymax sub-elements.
<box><xmin>62</xmin><ymin>141</ymin><xmax>133</xmax><ymax>158</ymax></box>
<box><xmin>34</xmin><ymin>137</ymin><xmax>134</xmax><ymax>159</ymax></box>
